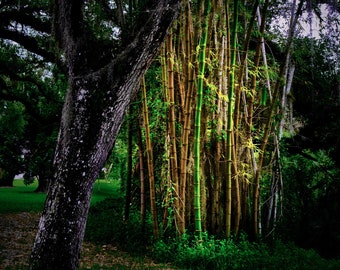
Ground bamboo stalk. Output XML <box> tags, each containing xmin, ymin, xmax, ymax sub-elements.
<box><xmin>193</xmin><ymin>0</ymin><xmax>211</xmax><ymax>241</ymax></box>
<box><xmin>137</xmin><ymin>120</ymin><xmax>146</xmax><ymax>226</ymax></box>
<box><xmin>253</xmin><ymin>0</ymin><xmax>303</xmax><ymax>237</ymax></box>
<box><xmin>124</xmin><ymin>109</ymin><xmax>133</xmax><ymax>222</ymax></box>
<box><xmin>141</xmin><ymin>76</ymin><xmax>159</xmax><ymax>238</ymax></box>
<box><xmin>225</xmin><ymin>0</ymin><xmax>239</xmax><ymax>238</ymax></box>
<box><xmin>178</xmin><ymin>0</ymin><xmax>196</xmax><ymax>234</ymax></box>
<box><xmin>166</xmin><ymin>31</ymin><xmax>180</xmax><ymax>233</ymax></box>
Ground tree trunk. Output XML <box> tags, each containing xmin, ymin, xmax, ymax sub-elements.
<box><xmin>0</xmin><ymin>168</ymin><xmax>14</xmax><ymax>187</ymax></box>
<box><xmin>29</xmin><ymin>1</ymin><xmax>181</xmax><ymax>269</ymax></box>
<box><xmin>34</xmin><ymin>176</ymin><xmax>49</xmax><ymax>193</ymax></box>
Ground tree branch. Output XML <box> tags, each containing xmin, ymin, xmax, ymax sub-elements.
<box><xmin>0</xmin><ymin>28</ymin><xmax>59</xmax><ymax>64</ymax></box>
<box><xmin>0</xmin><ymin>9</ymin><xmax>51</xmax><ymax>34</ymax></box>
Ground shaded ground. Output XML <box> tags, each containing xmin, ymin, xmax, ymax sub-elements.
<box><xmin>0</xmin><ymin>212</ymin><xmax>174</xmax><ymax>269</ymax></box>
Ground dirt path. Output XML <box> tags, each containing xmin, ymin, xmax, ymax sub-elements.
<box><xmin>0</xmin><ymin>212</ymin><xmax>174</xmax><ymax>269</ymax></box>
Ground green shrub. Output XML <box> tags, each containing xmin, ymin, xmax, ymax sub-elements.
<box><xmin>152</xmin><ymin>234</ymin><xmax>340</xmax><ymax>270</ymax></box>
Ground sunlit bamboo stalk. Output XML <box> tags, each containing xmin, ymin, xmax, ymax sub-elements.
<box><xmin>193</xmin><ymin>0</ymin><xmax>211</xmax><ymax>241</ymax></box>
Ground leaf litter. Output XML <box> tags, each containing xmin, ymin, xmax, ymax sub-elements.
<box><xmin>0</xmin><ymin>212</ymin><xmax>175</xmax><ymax>269</ymax></box>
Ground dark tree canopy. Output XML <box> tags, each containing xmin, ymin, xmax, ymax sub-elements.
<box><xmin>0</xmin><ymin>0</ymin><xmax>66</xmax><ymax>189</ymax></box>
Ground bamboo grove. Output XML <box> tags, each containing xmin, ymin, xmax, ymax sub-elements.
<box><xmin>122</xmin><ymin>0</ymin><xmax>304</xmax><ymax>241</ymax></box>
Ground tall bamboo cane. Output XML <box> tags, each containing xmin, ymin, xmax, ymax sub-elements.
<box><xmin>193</xmin><ymin>0</ymin><xmax>211</xmax><ymax>241</ymax></box>
<box><xmin>141</xmin><ymin>76</ymin><xmax>159</xmax><ymax>238</ymax></box>
<box><xmin>179</xmin><ymin>1</ymin><xmax>196</xmax><ymax>234</ymax></box>
<box><xmin>226</xmin><ymin>0</ymin><xmax>239</xmax><ymax>238</ymax></box>
<box><xmin>253</xmin><ymin>0</ymin><xmax>303</xmax><ymax>237</ymax></box>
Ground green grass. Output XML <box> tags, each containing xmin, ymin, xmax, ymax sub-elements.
<box><xmin>90</xmin><ymin>179</ymin><xmax>121</xmax><ymax>205</ymax></box>
<box><xmin>0</xmin><ymin>179</ymin><xmax>120</xmax><ymax>214</ymax></box>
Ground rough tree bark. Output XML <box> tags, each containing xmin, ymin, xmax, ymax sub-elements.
<box><xmin>29</xmin><ymin>1</ymin><xmax>182</xmax><ymax>269</ymax></box>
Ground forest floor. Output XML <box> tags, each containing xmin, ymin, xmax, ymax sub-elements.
<box><xmin>0</xmin><ymin>212</ymin><xmax>175</xmax><ymax>269</ymax></box>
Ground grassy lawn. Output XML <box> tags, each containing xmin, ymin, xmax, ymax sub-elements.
<box><xmin>1</xmin><ymin>179</ymin><xmax>173</xmax><ymax>270</ymax></box>
<box><xmin>0</xmin><ymin>179</ymin><xmax>120</xmax><ymax>214</ymax></box>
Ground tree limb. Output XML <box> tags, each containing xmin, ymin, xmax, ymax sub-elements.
<box><xmin>0</xmin><ymin>28</ymin><xmax>61</xmax><ymax>65</ymax></box>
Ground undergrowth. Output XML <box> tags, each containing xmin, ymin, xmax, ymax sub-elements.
<box><xmin>153</xmin><ymin>233</ymin><xmax>340</xmax><ymax>269</ymax></box>
<box><xmin>86</xmin><ymin>198</ymin><xmax>340</xmax><ymax>269</ymax></box>
<box><xmin>85</xmin><ymin>197</ymin><xmax>154</xmax><ymax>254</ymax></box>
